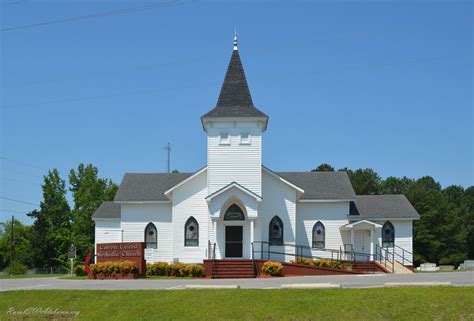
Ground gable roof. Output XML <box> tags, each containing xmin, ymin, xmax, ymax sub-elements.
<box><xmin>349</xmin><ymin>195</ymin><xmax>420</xmax><ymax>219</ymax></box>
<box><xmin>205</xmin><ymin>181</ymin><xmax>263</xmax><ymax>202</ymax></box>
<box><xmin>114</xmin><ymin>170</ymin><xmax>357</xmax><ymax>202</ymax></box>
<box><xmin>92</xmin><ymin>202</ymin><xmax>121</xmax><ymax>219</ymax></box>
<box><xmin>114</xmin><ymin>173</ymin><xmax>193</xmax><ymax>202</ymax></box>
<box><xmin>201</xmin><ymin>49</ymin><xmax>268</xmax><ymax>123</ymax></box>
<box><xmin>277</xmin><ymin>171</ymin><xmax>356</xmax><ymax>200</ymax></box>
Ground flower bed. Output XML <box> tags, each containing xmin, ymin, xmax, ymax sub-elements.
<box><xmin>146</xmin><ymin>262</ymin><xmax>204</xmax><ymax>277</ymax></box>
<box><xmin>88</xmin><ymin>261</ymin><xmax>140</xmax><ymax>279</ymax></box>
<box><xmin>289</xmin><ymin>258</ymin><xmax>350</xmax><ymax>270</ymax></box>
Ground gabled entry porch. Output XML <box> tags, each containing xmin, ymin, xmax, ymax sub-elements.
<box><xmin>340</xmin><ymin>220</ymin><xmax>382</xmax><ymax>261</ymax></box>
<box><xmin>206</xmin><ymin>182</ymin><xmax>261</xmax><ymax>260</ymax></box>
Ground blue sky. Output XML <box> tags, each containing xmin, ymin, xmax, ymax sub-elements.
<box><xmin>1</xmin><ymin>1</ymin><xmax>472</xmax><ymax>223</ymax></box>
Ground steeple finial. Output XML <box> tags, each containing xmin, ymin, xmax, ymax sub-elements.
<box><xmin>233</xmin><ymin>29</ymin><xmax>238</xmax><ymax>51</ymax></box>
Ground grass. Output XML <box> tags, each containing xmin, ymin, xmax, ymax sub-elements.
<box><xmin>0</xmin><ymin>274</ymin><xmax>65</xmax><ymax>279</ymax></box>
<box><xmin>0</xmin><ymin>287</ymin><xmax>473</xmax><ymax>320</ymax></box>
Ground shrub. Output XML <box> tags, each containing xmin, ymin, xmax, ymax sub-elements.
<box><xmin>153</xmin><ymin>262</ymin><xmax>170</xmax><ymax>276</ymax></box>
<box><xmin>262</xmin><ymin>261</ymin><xmax>283</xmax><ymax>276</ymax></box>
<box><xmin>6</xmin><ymin>261</ymin><xmax>27</xmax><ymax>275</ymax></box>
<box><xmin>169</xmin><ymin>263</ymin><xmax>189</xmax><ymax>277</ymax></box>
<box><xmin>90</xmin><ymin>261</ymin><xmax>138</xmax><ymax>275</ymax></box>
<box><xmin>187</xmin><ymin>264</ymin><xmax>205</xmax><ymax>277</ymax></box>
<box><xmin>146</xmin><ymin>262</ymin><xmax>204</xmax><ymax>277</ymax></box>
<box><xmin>74</xmin><ymin>265</ymin><xmax>87</xmax><ymax>276</ymax></box>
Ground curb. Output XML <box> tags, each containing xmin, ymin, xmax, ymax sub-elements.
<box><xmin>384</xmin><ymin>282</ymin><xmax>451</xmax><ymax>287</ymax></box>
<box><xmin>281</xmin><ymin>283</ymin><xmax>340</xmax><ymax>289</ymax></box>
<box><xmin>185</xmin><ymin>285</ymin><xmax>240</xmax><ymax>289</ymax></box>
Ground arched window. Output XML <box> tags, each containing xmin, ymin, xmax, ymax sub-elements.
<box><xmin>312</xmin><ymin>221</ymin><xmax>325</xmax><ymax>249</ymax></box>
<box><xmin>145</xmin><ymin>223</ymin><xmax>157</xmax><ymax>249</ymax></box>
<box><xmin>269</xmin><ymin>216</ymin><xmax>284</xmax><ymax>245</ymax></box>
<box><xmin>224</xmin><ymin>204</ymin><xmax>245</xmax><ymax>221</ymax></box>
<box><xmin>382</xmin><ymin>221</ymin><xmax>395</xmax><ymax>247</ymax></box>
<box><xmin>185</xmin><ymin>217</ymin><xmax>199</xmax><ymax>247</ymax></box>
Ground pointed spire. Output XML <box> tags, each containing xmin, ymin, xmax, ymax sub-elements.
<box><xmin>201</xmin><ymin>32</ymin><xmax>269</xmax><ymax>131</ymax></box>
<box><xmin>233</xmin><ymin>29</ymin><xmax>238</xmax><ymax>51</ymax></box>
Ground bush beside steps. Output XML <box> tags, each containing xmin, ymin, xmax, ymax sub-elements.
<box><xmin>147</xmin><ymin>262</ymin><xmax>204</xmax><ymax>277</ymax></box>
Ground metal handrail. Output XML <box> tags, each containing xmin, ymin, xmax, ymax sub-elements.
<box><xmin>210</xmin><ymin>242</ymin><xmax>216</xmax><ymax>278</ymax></box>
<box><xmin>375</xmin><ymin>244</ymin><xmax>395</xmax><ymax>273</ymax></box>
<box><xmin>389</xmin><ymin>244</ymin><xmax>413</xmax><ymax>266</ymax></box>
<box><xmin>251</xmin><ymin>242</ymin><xmax>256</xmax><ymax>278</ymax></box>
<box><xmin>252</xmin><ymin>241</ymin><xmax>376</xmax><ymax>264</ymax></box>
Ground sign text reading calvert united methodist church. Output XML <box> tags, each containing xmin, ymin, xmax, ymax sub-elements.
<box><xmin>96</xmin><ymin>243</ymin><xmax>142</xmax><ymax>258</ymax></box>
<box><xmin>95</xmin><ymin>242</ymin><xmax>146</xmax><ymax>275</ymax></box>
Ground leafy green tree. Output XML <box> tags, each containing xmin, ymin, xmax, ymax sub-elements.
<box><xmin>0</xmin><ymin>219</ymin><xmax>32</xmax><ymax>269</ymax></box>
<box><xmin>69</xmin><ymin>164</ymin><xmax>118</xmax><ymax>260</ymax></box>
<box><xmin>27</xmin><ymin>210</ymin><xmax>53</xmax><ymax>268</ymax></box>
<box><xmin>312</xmin><ymin>163</ymin><xmax>335</xmax><ymax>172</ymax></box>
<box><xmin>381</xmin><ymin>176</ymin><xmax>414</xmax><ymax>194</ymax></box>
<box><xmin>340</xmin><ymin>167</ymin><xmax>381</xmax><ymax>195</ymax></box>
<box><xmin>40</xmin><ymin>169</ymin><xmax>72</xmax><ymax>267</ymax></box>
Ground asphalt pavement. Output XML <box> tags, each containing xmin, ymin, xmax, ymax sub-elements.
<box><xmin>0</xmin><ymin>271</ymin><xmax>473</xmax><ymax>291</ymax></box>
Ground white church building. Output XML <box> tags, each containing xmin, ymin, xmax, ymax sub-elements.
<box><xmin>93</xmin><ymin>35</ymin><xmax>420</xmax><ymax>268</ymax></box>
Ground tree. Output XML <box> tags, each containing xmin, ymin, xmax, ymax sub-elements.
<box><xmin>340</xmin><ymin>168</ymin><xmax>382</xmax><ymax>195</ymax></box>
<box><xmin>0</xmin><ymin>219</ymin><xmax>32</xmax><ymax>269</ymax></box>
<box><xmin>40</xmin><ymin>169</ymin><xmax>72</xmax><ymax>267</ymax></box>
<box><xmin>69</xmin><ymin>164</ymin><xmax>118</xmax><ymax>260</ymax></box>
<box><xmin>27</xmin><ymin>210</ymin><xmax>53</xmax><ymax>268</ymax></box>
<box><xmin>312</xmin><ymin>163</ymin><xmax>334</xmax><ymax>172</ymax></box>
<box><xmin>381</xmin><ymin>176</ymin><xmax>414</xmax><ymax>194</ymax></box>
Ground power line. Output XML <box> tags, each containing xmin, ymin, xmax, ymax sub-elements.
<box><xmin>0</xmin><ymin>157</ymin><xmax>48</xmax><ymax>172</ymax></box>
<box><xmin>0</xmin><ymin>209</ymin><xmax>30</xmax><ymax>214</ymax></box>
<box><xmin>1</xmin><ymin>81</ymin><xmax>219</xmax><ymax>110</ymax></box>
<box><xmin>1</xmin><ymin>1</ymin><xmax>190</xmax><ymax>32</ymax></box>
<box><xmin>0</xmin><ymin>196</ymin><xmax>40</xmax><ymax>207</ymax></box>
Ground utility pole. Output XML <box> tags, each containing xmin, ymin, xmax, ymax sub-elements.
<box><xmin>10</xmin><ymin>215</ymin><xmax>14</xmax><ymax>265</ymax></box>
<box><xmin>164</xmin><ymin>143</ymin><xmax>171</xmax><ymax>173</ymax></box>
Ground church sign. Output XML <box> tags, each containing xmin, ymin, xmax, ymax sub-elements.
<box><xmin>95</xmin><ymin>242</ymin><xmax>146</xmax><ymax>275</ymax></box>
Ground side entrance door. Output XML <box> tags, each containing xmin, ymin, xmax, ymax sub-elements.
<box><xmin>354</xmin><ymin>230</ymin><xmax>370</xmax><ymax>260</ymax></box>
<box><xmin>225</xmin><ymin>226</ymin><xmax>243</xmax><ymax>258</ymax></box>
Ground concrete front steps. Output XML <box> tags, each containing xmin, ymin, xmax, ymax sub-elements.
<box><xmin>212</xmin><ymin>260</ymin><xmax>255</xmax><ymax>278</ymax></box>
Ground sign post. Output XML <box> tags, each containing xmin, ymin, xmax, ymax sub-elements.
<box><xmin>68</xmin><ymin>244</ymin><xmax>76</xmax><ymax>276</ymax></box>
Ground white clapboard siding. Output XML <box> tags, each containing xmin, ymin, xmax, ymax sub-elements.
<box><xmin>207</xmin><ymin>121</ymin><xmax>262</xmax><ymax>196</ymax></box>
<box><xmin>95</xmin><ymin>220</ymin><xmax>122</xmax><ymax>244</ymax></box>
<box><xmin>171</xmin><ymin>169</ymin><xmax>209</xmax><ymax>263</ymax></box>
<box><xmin>259</xmin><ymin>170</ymin><xmax>297</xmax><ymax>261</ymax></box>
<box><xmin>374</xmin><ymin>220</ymin><xmax>413</xmax><ymax>264</ymax></box>
<box><xmin>296</xmin><ymin>202</ymin><xmax>351</xmax><ymax>260</ymax></box>
<box><xmin>121</xmin><ymin>203</ymin><xmax>173</xmax><ymax>263</ymax></box>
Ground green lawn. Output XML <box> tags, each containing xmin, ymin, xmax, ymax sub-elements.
<box><xmin>0</xmin><ymin>287</ymin><xmax>473</xmax><ymax>320</ymax></box>
<box><xmin>0</xmin><ymin>274</ymin><xmax>65</xmax><ymax>279</ymax></box>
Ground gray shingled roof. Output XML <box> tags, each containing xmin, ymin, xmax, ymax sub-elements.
<box><xmin>277</xmin><ymin>171</ymin><xmax>356</xmax><ymax>200</ymax></box>
<box><xmin>350</xmin><ymin>195</ymin><xmax>420</xmax><ymax>219</ymax></box>
<box><xmin>202</xmin><ymin>50</ymin><xmax>268</xmax><ymax>120</ymax></box>
<box><xmin>92</xmin><ymin>202</ymin><xmax>121</xmax><ymax>219</ymax></box>
<box><xmin>114</xmin><ymin>170</ymin><xmax>357</xmax><ymax>202</ymax></box>
<box><xmin>114</xmin><ymin>173</ymin><xmax>193</xmax><ymax>202</ymax></box>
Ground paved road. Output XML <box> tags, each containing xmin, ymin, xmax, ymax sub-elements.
<box><xmin>1</xmin><ymin>271</ymin><xmax>473</xmax><ymax>291</ymax></box>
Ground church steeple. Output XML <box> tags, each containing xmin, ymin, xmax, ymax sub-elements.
<box><xmin>201</xmin><ymin>33</ymin><xmax>268</xmax><ymax>131</ymax></box>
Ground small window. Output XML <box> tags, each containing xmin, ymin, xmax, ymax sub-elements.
<box><xmin>219</xmin><ymin>132</ymin><xmax>230</xmax><ymax>145</ymax></box>
<box><xmin>382</xmin><ymin>221</ymin><xmax>395</xmax><ymax>247</ymax></box>
<box><xmin>269</xmin><ymin>216</ymin><xmax>284</xmax><ymax>245</ymax></box>
<box><xmin>240</xmin><ymin>133</ymin><xmax>251</xmax><ymax>145</ymax></box>
<box><xmin>312</xmin><ymin>221</ymin><xmax>325</xmax><ymax>249</ymax></box>
<box><xmin>145</xmin><ymin>223</ymin><xmax>157</xmax><ymax>249</ymax></box>
<box><xmin>185</xmin><ymin>217</ymin><xmax>199</xmax><ymax>247</ymax></box>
